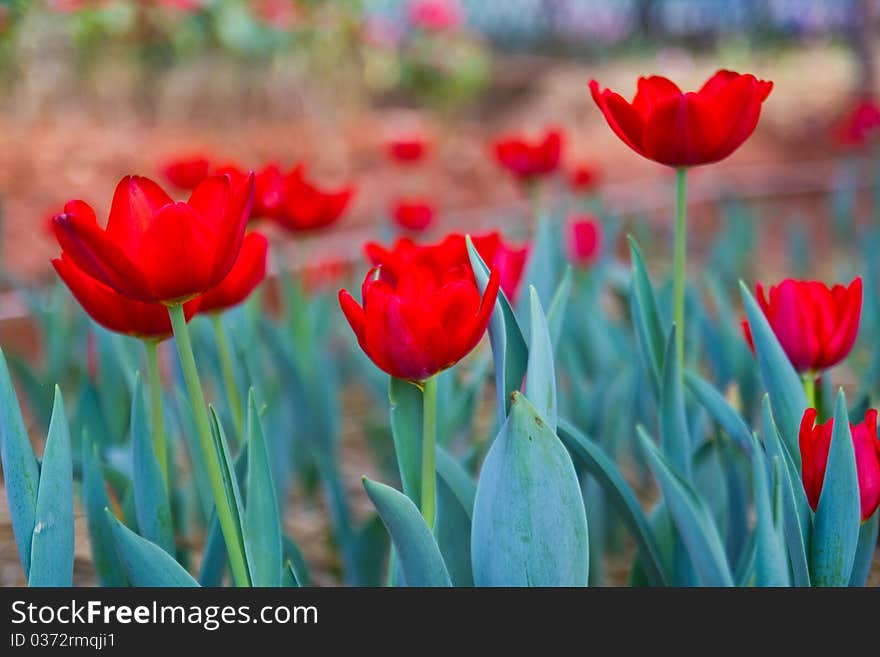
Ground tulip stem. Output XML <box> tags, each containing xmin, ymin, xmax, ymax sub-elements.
<box><xmin>420</xmin><ymin>375</ymin><xmax>438</xmax><ymax>529</ymax></box>
<box><xmin>802</xmin><ymin>373</ymin><xmax>817</xmax><ymax>410</ymax></box>
<box><xmin>143</xmin><ymin>339</ymin><xmax>168</xmax><ymax>490</ymax></box>
<box><xmin>673</xmin><ymin>167</ymin><xmax>688</xmax><ymax>374</ymax></box>
<box><xmin>211</xmin><ymin>313</ymin><xmax>244</xmax><ymax>440</ymax></box>
<box><xmin>168</xmin><ymin>303</ymin><xmax>250</xmax><ymax>587</ymax></box>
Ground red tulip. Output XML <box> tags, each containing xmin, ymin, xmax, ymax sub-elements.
<box><xmin>493</xmin><ymin>129</ymin><xmax>562</xmax><ymax>182</ymax></box>
<box><xmin>392</xmin><ymin>199</ymin><xmax>434</xmax><ymax>232</ymax></box>
<box><xmin>387</xmin><ymin>138</ymin><xmax>428</xmax><ymax>164</ymax></box>
<box><xmin>161</xmin><ymin>154</ymin><xmax>211</xmax><ymax>190</ymax></box>
<box><xmin>741</xmin><ymin>278</ymin><xmax>862</xmax><ymax>373</ymax></box>
<box><xmin>52</xmin><ymin>254</ymin><xmax>199</xmax><ymax>341</ymax></box>
<box><xmin>408</xmin><ymin>0</ymin><xmax>462</xmax><ymax>32</ymax></box>
<box><xmin>567</xmin><ymin>214</ymin><xmax>602</xmax><ymax>268</ymax></box>
<box><xmin>568</xmin><ymin>163</ymin><xmax>600</xmax><ymax>193</ymax></box>
<box><xmin>799</xmin><ymin>408</ymin><xmax>880</xmax><ymax>522</ymax></box>
<box><xmin>52</xmin><ymin>173</ymin><xmax>254</xmax><ymax>305</ymax></box>
<box><xmin>589</xmin><ymin>70</ymin><xmax>773</xmax><ymax>167</ymax></box>
<box><xmin>216</xmin><ymin>162</ymin><xmax>284</xmax><ymax>221</ymax></box>
<box><xmin>339</xmin><ymin>261</ymin><xmax>499</xmax><ymax>381</ymax></box>
<box><xmin>197</xmin><ymin>231</ymin><xmax>269</xmax><ymax>314</ymax></box>
<box><xmin>365</xmin><ymin>231</ymin><xmax>528</xmax><ymax>301</ymax></box>
<box><xmin>830</xmin><ymin>97</ymin><xmax>880</xmax><ymax>150</ymax></box>
<box><xmin>275</xmin><ymin>166</ymin><xmax>354</xmax><ymax>232</ymax></box>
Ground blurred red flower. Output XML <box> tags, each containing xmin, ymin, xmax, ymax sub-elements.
<box><xmin>568</xmin><ymin>163</ymin><xmax>600</xmax><ymax>193</ymax></box>
<box><xmin>339</xmin><ymin>262</ymin><xmax>499</xmax><ymax>381</ymax></box>
<box><xmin>275</xmin><ymin>166</ymin><xmax>354</xmax><ymax>233</ymax></box>
<box><xmin>830</xmin><ymin>97</ymin><xmax>880</xmax><ymax>150</ymax></box>
<box><xmin>387</xmin><ymin>137</ymin><xmax>428</xmax><ymax>164</ymax></box>
<box><xmin>590</xmin><ymin>70</ymin><xmax>773</xmax><ymax>167</ymax></box>
<box><xmin>391</xmin><ymin>199</ymin><xmax>435</xmax><ymax>232</ymax></box>
<box><xmin>493</xmin><ymin>129</ymin><xmax>563</xmax><ymax>182</ymax></box>
<box><xmin>799</xmin><ymin>407</ymin><xmax>880</xmax><ymax>521</ymax></box>
<box><xmin>408</xmin><ymin>0</ymin><xmax>462</xmax><ymax>32</ymax></box>
<box><xmin>567</xmin><ymin>214</ymin><xmax>602</xmax><ymax>268</ymax></box>
<box><xmin>197</xmin><ymin>231</ymin><xmax>269</xmax><ymax>314</ymax></box>
<box><xmin>52</xmin><ymin>173</ymin><xmax>254</xmax><ymax>305</ymax></box>
<box><xmin>215</xmin><ymin>161</ymin><xmax>285</xmax><ymax>221</ymax></box>
<box><xmin>741</xmin><ymin>278</ymin><xmax>862</xmax><ymax>373</ymax></box>
<box><xmin>161</xmin><ymin>153</ymin><xmax>212</xmax><ymax>190</ymax></box>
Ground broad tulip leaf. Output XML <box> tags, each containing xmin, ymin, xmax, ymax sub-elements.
<box><xmin>685</xmin><ymin>371</ymin><xmax>752</xmax><ymax>454</ymax></box>
<box><xmin>131</xmin><ymin>375</ymin><xmax>174</xmax><ymax>556</ymax></box>
<box><xmin>0</xmin><ymin>347</ymin><xmax>39</xmax><ymax>578</ymax></box>
<box><xmin>435</xmin><ymin>448</ymin><xmax>476</xmax><ymax>587</ymax></box>
<box><xmin>849</xmin><ymin>511</ymin><xmax>879</xmax><ymax>586</ymax></box>
<box><xmin>173</xmin><ymin>388</ymin><xmax>213</xmax><ymax>523</ymax></box>
<box><xmin>638</xmin><ymin>427</ymin><xmax>733</xmax><ymax>586</ymax></box>
<box><xmin>739</xmin><ymin>280</ymin><xmax>806</xmax><ymax>462</ymax></box>
<box><xmin>106</xmin><ymin>510</ymin><xmax>199</xmax><ymax>587</ymax></box>
<box><xmin>660</xmin><ymin>327</ymin><xmax>691</xmax><ymax>478</ymax></box>
<box><xmin>389</xmin><ymin>377</ymin><xmax>423</xmax><ymax>508</ymax></box>
<box><xmin>628</xmin><ymin>237</ymin><xmax>665</xmax><ymax>399</ymax></box>
<box><xmin>519</xmin><ymin>212</ymin><xmax>560</xmax><ymax>315</ymax></box>
<box><xmin>525</xmin><ymin>286</ymin><xmax>557</xmax><ymax>432</ymax></box>
<box><xmin>810</xmin><ymin>390</ymin><xmax>860</xmax><ymax>587</ymax></box>
<box><xmin>362</xmin><ymin>477</ymin><xmax>451</xmax><ymax>587</ymax></box>
<box><xmin>546</xmin><ymin>265</ymin><xmax>572</xmax><ymax>355</ymax></box>
<box><xmin>558</xmin><ymin>420</ymin><xmax>669</xmax><ymax>586</ymax></box>
<box><xmin>245</xmin><ymin>391</ymin><xmax>282</xmax><ymax>587</ymax></box>
<box><xmin>761</xmin><ymin>395</ymin><xmax>810</xmax><ymax>586</ymax></box>
<box><xmin>472</xmin><ymin>393</ymin><xmax>589</xmax><ymax>586</ymax></box>
<box><xmin>28</xmin><ymin>387</ymin><xmax>74</xmax><ymax>587</ymax></box>
<box><xmin>751</xmin><ymin>440</ymin><xmax>790</xmax><ymax>586</ymax></box>
<box><xmin>81</xmin><ymin>433</ymin><xmax>127</xmax><ymax>586</ymax></box>
<box><xmin>466</xmin><ymin>235</ymin><xmax>527</xmax><ymax>421</ymax></box>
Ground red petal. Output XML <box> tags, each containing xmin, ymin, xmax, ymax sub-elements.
<box><xmin>197</xmin><ymin>231</ymin><xmax>269</xmax><ymax>313</ymax></box>
<box><xmin>105</xmin><ymin>176</ymin><xmax>174</xmax><ymax>257</ymax></box>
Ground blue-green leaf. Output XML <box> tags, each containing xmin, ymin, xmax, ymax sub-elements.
<box><xmin>81</xmin><ymin>433</ymin><xmax>127</xmax><ymax>586</ymax></box>
<box><xmin>466</xmin><ymin>235</ymin><xmax>527</xmax><ymax>421</ymax></box>
<box><xmin>106</xmin><ymin>510</ymin><xmax>199</xmax><ymax>587</ymax></box>
<box><xmin>362</xmin><ymin>478</ymin><xmax>451</xmax><ymax>587</ymax></box>
<box><xmin>810</xmin><ymin>390</ymin><xmax>860</xmax><ymax>586</ymax></box>
<box><xmin>849</xmin><ymin>511</ymin><xmax>879</xmax><ymax>586</ymax></box>
<box><xmin>435</xmin><ymin>448</ymin><xmax>475</xmax><ymax>587</ymax></box>
<box><xmin>660</xmin><ymin>327</ymin><xmax>691</xmax><ymax>478</ymax></box>
<box><xmin>739</xmin><ymin>280</ymin><xmax>806</xmax><ymax>462</ymax></box>
<box><xmin>245</xmin><ymin>390</ymin><xmax>282</xmax><ymax>587</ymax></box>
<box><xmin>0</xmin><ymin>347</ymin><xmax>39</xmax><ymax>578</ymax></box>
<box><xmin>638</xmin><ymin>427</ymin><xmax>733</xmax><ymax>586</ymax></box>
<box><xmin>685</xmin><ymin>371</ymin><xmax>752</xmax><ymax>454</ymax></box>
<box><xmin>525</xmin><ymin>286</ymin><xmax>556</xmax><ymax>432</ymax></box>
<box><xmin>131</xmin><ymin>375</ymin><xmax>174</xmax><ymax>556</ymax></box>
<box><xmin>28</xmin><ymin>387</ymin><xmax>74</xmax><ymax>587</ymax></box>
<box><xmin>472</xmin><ymin>392</ymin><xmax>588</xmax><ymax>586</ymax></box>
<box><xmin>546</xmin><ymin>266</ymin><xmax>572</xmax><ymax>355</ymax></box>
<box><xmin>751</xmin><ymin>439</ymin><xmax>790</xmax><ymax>586</ymax></box>
<box><xmin>558</xmin><ymin>420</ymin><xmax>669</xmax><ymax>586</ymax></box>
<box><xmin>628</xmin><ymin>237</ymin><xmax>665</xmax><ymax>398</ymax></box>
<box><xmin>389</xmin><ymin>377</ymin><xmax>423</xmax><ymax>507</ymax></box>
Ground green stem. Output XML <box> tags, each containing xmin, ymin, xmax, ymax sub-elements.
<box><xmin>143</xmin><ymin>339</ymin><xmax>168</xmax><ymax>490</ymax></box>
<box><xmin>420</xmin><ymin>375</ymin><xmax>438</xmax><ymax>529</ymax></box>
<box><xmin>802</xmin><ymin>373</ymin><xmax>817</xmax><ymax>410</ymax></box>
<box><xmin>168</xmin><ymin>303</ymin><xmax>250</xmax><ymax>587</ymax></box>
<box><xmin>211</xmin><ymin>313</ymin><xmax>243</xmax><ymax>440</ymax></box>
<box><xmin>673</xmin><ymin>167</ymin><xmax>688</xmax><ymax>374</ymax></box>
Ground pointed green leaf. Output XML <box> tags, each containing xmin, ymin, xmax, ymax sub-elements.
<box><xmin>106</xmin><ymin>510</ymin><xmax>199</xmax><ymax>587</ymax></box>
<box><xmin>0</xmin><ymin>347</ymin><xmax>39</xmax><ymax>577</ymax></box>
<box><xmin>81</xmin><ymin>433</ymin><xmax>127</xmax><ymax>586</ymax></box>
<box><xmin>638</xmin><ymin>427</ymin><xmax>733</xmax><ymax>586</ymax></box>
<box><xmin>28</xmin><ymin>387</ymin><xmax>74</xmax><ymax>587</ymax></box>
<box><xmin>472</xmin><ymin>392</ymin><xmax>588</xmax><ymax>586</ymax></box>
<box><xmin>435</xmin><ymin>448</ymin><xmax>476</xmax><ymax>587</ymax></box>
<box><xmin>245</xmin><ymin>390</ymin><xmax>282</xmax><ymax>587</ymax></box>
<box><xmin>389</xmin><ymin>377</ymin><xmax>423</xmax><ymax>507</ymax></box>
<box><xmin>811</xmin><ymin>390</ymin><xmax>861</xmax><ymax>586</ymax></box>
<box><xmin>362</xmin><ymin>478</ymin><xmax>451</xmax><ymax>587</ymax></box>
<box><xmin>628</xmin><ymin>237</ymin><xmax>665</xmax><ymax>398</ymax></box>
<box><xmin>546</xmin><ymin>266</ymin><xmax>572</xmax><ymax>355</ymax></box>
<box><xmin>739</xmin><ymin>280</ymin><xmax>807</xmax><ymax>462</ymax></box>
<box><xmin>849</xmin><ymin>511</ymin><xmax>879</xmax><ymax>586</ymax></box>
<box><xmin>685</xmin><ymin>371</ymin><xmax>752</xmax><ymax>454</ymax></box>
<box><xmin>660</xmin><ymin>326</ymin><xmax>691</xmax><ymax>478</ymax></box>
<box><xmin>751</xmin><ymin>440</ymin><xmax>790</xmax><ymax>586</ymax></box>
<box><xmin>525</xmin><ymin>286</ymin><xmax>556</xmax><ymax>432</ymax></box>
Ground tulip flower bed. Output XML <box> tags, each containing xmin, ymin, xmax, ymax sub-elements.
<box><xmin>2</xmin><ymin>60</ymin><xmax>880</xmax><ymax>590</ymax></box>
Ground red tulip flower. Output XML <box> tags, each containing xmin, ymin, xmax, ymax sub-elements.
<box><xmin>742</xmin><ymin>278</ymin><xmax>862</xmax><ymax>373</ymax></box>
<box><xmin>408</xmin><ymin>0</ymin><xmax>462</xmax><ymax>32</ymax></box>
<box><xmin>339</xmin><ymin>261</ymin><xmax>499</xmax><ymax>381</ymax></box>
<box><xmin>799</xmin><ymin>408</ymin><xmax>880</xmax><ymax>522</ymax></box>
<box><xmin>589</xmin><ymin>70</ymin><xmax>773</xmax><ymax>167</ymax></box>
<box><xmin>567</xmin><ymin>214</ymin><xmax>602</xmax><ymax>268</ymax></box>
<box><xmin>830</xmin><ymin>97</ymin><xmax>880</xmax><ymax>150</ymax></box>
<box><xmin>275</xmin><ymin>166</ymin><xmax>354</xmax><ymax>232</ymax></box>
<box><xmin>216</xmin><ymin>162</ymin><xmax>284</xmax><ymax>221</ymax></box>
<box><xmin>161</xmin><ymin>154</ymin><xmax>212</xmax><ymax>190</ymax></box>
<box><xmin>387</xmin><ymin>137</ymin><xmax>428</xmax><ymax>164</ymax></box>
<box><xmin>568</xmin><ymin>163</ymin><xmax>600</xmax><ymax>193</ymax></box>
<box><xmin>493</xmin><ymin>129</ymin><xmax>562</xmax><ymax>182</ymax></box>
<box><xmin>197</xmin><ymin>231</ymin><xmax>269</xmax><ymax>314</ymax></box>
<box><xmin>53</xmin><ymin>255</ymin><xmax>200</xmax><ymax>341</ymax></box>
<box><xmin>392</xmin><ymin>199</ymin><xmax>434</xmax><ymax>232</ymax></box>
<box><xmin>52</xmin><ymin>173</ymin><xmax>254</xmax><ymax>305</ymax></box>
